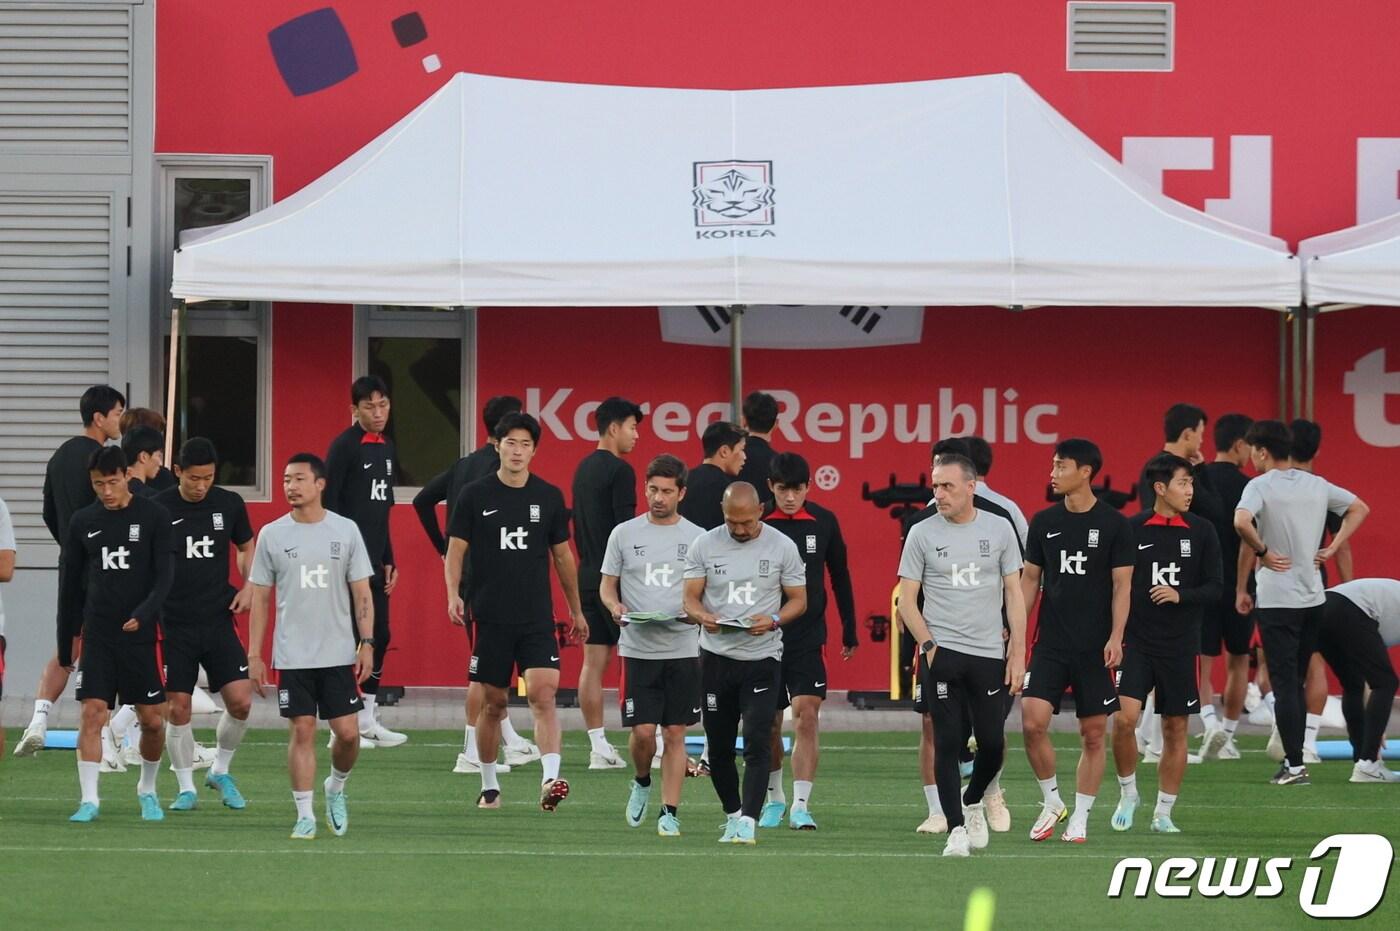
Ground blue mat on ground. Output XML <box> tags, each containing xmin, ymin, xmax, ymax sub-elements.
<box><xmin>1317</xmin><ymin>738</ymin><xmax>1400</xmax><ymax>760</ymax></box>
<box><xmin>43</xmin><ymin>730</ymin><xmax>79</xmax><ymax>749</ymax></box>
<box><xmin>685</xmin><ymin>736</ymin><xmax>789</xmax><ymax>753</ymax></box>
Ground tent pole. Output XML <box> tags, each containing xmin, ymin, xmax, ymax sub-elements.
<box><xmin>1303</xmin><ymin>304</ymin><xmax>1316</xmax><ymax>420</ymax></box>
<box><xmin>164</xmin><ymin>301</ymin><xmax>183</xmax><ymax>465</ymax></box>
<box><xmin>1277</xmin><ymin>312</ymin><xmax>1288</xmax><ymax>420</ymax></box>
<box><xmin>1290</xmin><ymin>307</ymin><xmax>1302</xmax><ymax>420</ymax></box>
<box><xmin>729</xmin><ymin>305</ymin><xmax>745</xmax><ymax>420</ymax></box>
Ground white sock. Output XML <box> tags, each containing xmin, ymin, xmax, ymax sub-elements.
<box><xmin>793</xmin><ymin>779</ymin><xmax>813</xmax><ymax>811</ymax></box>
<box><xmin>767</xmin><ymin>768</ymin><xmax>786</xmax><ymax>804</ymax></box>
<box><xmin>1154</xmin><ymin>790</ymin><xmax>1177</xmax><ymax>819</ymax></box>
<box><xmin>326</xmin><ymin>767</ymin><xmax>350</xmax><ymax>795</ymax></box>
<box><xmin>1117</xmin><ymin>772</ymin><xmax>1138</xmax><ymax>799</ymax></box>
<box><xmin>167</xmin><ymin>721</ymin><xmax>195</xmax><ymax>771</ymax></box>
<box><xmin>1304</xmin><ymin>713</ymin><xmax>1322</xmax><ymax>752</ymax></box>
<box><xmin>174</xmin><ymin>767</ymin><xmax>195</xmax><ymax>794</ymax></box>
<box><xmin>587</xmin><ymin>727</ymin><xmax>610</xmax><ymax>755</ymax></box>
<box><xmin>1222</xmin><ymin>717</ymin><xmax>1239</xmax><ymax>737</ymax></box>
<box><xmin>212</xmin><ymin>712</ymin><xmax>248</xmax><ymax>776</ymax></box>
<box><xmin>464</xmin><ymin>725</ymin><xmax>478</xmax><ymax>760</ymax></box>
<box><xmin>480</xmin><ymin>761</ymin><xmax>499</xmax><ymax>792</ymax></box>
<box><xmin>542</xmin><ymin>752</ymin><xmax>561</xmax><ymax>783</ymax></box>
<box><xmin>293</xmin><ymin>790</ymin><xmax>314</xmax><ymax>821</ymax></box>
<box><xmin>1038</xmin><ymin>777</ymin><xmax>1064</xmax><ymax>809</ymax></box>
<box><xmin>500</xmin><ymin>716</ymin><xmax>524</xmax><ymax>747</ymax></box>
<box><xmin>111</xmin><ymin>704</ymin><xmax>137</xmax><ymax>742</ymax></box>
<box><xmin>30</xmin><ymin>699</ymin><xmax>52</xmax><ymax>731</ymax></box>
<box><xmin>1200</xmin><ymin>703</ymin><xmax>1218</xmax><ymax>730</ymax></box>
<box><xmin>1068</xmin><ymin>792</ymin><xmax>1094</xmax><ymax>834</ymax></box>
<box><xmin>1147</xmin><ymin>712</ymin><xmax>1164</xmax><ymax>755</ymax></box>
<box><xmin>359</xmin><ymin>693</ymin><xmax>377</xmax><ymax>730</ymax></box>
<box><xmin>138</xmin><ymin>757</ymin><xmax>159</xmax><ymax>797</ymax></box>
<box><xmin>77</xmin><ymin>758</ymin><xmax>100</xmax><ymax>806</ymax></box>
<box><xmin>985</xmin><ymin>769</ymin><xmax>1002</xmax><ymax>797</ymax></box>
<box><xmin>924</xmin><ymin>784</ymin><xmax>943</xmax><ymax>817</ymax></box>
<box><xmin>1264</xmin><ymin>691</ymin><xmax>1276</xmax><ymax>712</ymax></box>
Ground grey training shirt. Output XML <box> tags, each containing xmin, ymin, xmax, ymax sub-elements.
<box><xmin>684</xmin><ymin>523</ymin><xmax>805</xmax><ymax>661</ymax></box>
<box><xmin>1237</xmin><ymin>469</ymin><xmax>1355</xmax><ymax>609</ymax></box>
<box><xmin>601</xmin><ymin>513</ymin><xmax>703</xmax><ymax>660</ymax></box>
<box><xmin>1330</xmin><ymin>578</ymin><xmax>1400</xmax><ymax>647</ymax></box>
<box><xmin>898</xmin><ymin>509</ymin><xmax>1022</xmax><ymax>660</ymax></box>
<box><xmin>249</xmin><ymin>511</ymin><xmax>374</xmax><ymax>669</ymax></box>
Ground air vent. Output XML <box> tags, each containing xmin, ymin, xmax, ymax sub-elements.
<box><xmin>1067</xmin><ymin>3</ymin><xmax>1173</xmax><ymax>72</ymax></box>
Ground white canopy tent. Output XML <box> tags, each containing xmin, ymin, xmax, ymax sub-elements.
<box><xmin>1300</xmin><ymin>213</ymin><xmax>1400</xmax><ymax>307</ymax></box>
<box><xmin>171</xmin><ymin>71</ymin><xmax>1299</xmax><ymax>309</ymax></box>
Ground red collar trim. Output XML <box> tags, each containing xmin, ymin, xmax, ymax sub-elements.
<box><xmin>766</xmin><ymin>507</ymin><xmax>816</xmax><ymax>522</ymax></box>
<box><xmin>360</xmin><ymin>431</ymin><xmax>386</xmax><ymax>445</ymax></box>
<box><xmin>1145</xmin><ymin>513</ymin><xmax>1189</xmax><ymax>527</ymax></box>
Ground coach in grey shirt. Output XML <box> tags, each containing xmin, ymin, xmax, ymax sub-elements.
<box><xmin>604</xmin><ymin>512</ymin><xmax>704</xmax><ymax>661</ymax></box>
<box><xmin>683</xmin><ymin>482</ymin><xmax>806</xmax><ymax>844</ymax></box>
<box><xmin>897</xmin><ymin>454</ymin><xmax>1027</xmax><ymax>854</ymax></box>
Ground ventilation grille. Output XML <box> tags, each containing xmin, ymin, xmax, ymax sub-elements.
<box><xmin>1068</xmin><ymin>3</ymin><xmax>1173</xmax><ymax>72</ymax></box>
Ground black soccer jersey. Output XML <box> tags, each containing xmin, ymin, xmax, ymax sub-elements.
<box><xmin>1024</xmin><ymin>499</ymin><xmax>1135</xmax><ymax>653</ymax></box>
<box><xmin>678</xmin><ymin>462</ymin><xmax>732</xmax><ymax>531</ymax></box>
<box><xmin>1200</xmin><ymin>461</ymin><xmax>1250</xmax><ymax>590</ymax></box>
<box><xmin>447</xmin><ymin>473</ymin><xmax>570</xmax><ymax>626</ymax></box>
<box><xmin>154</xmin><ymin>485</ymin><xmax>254</xmax><ymax>625</ymax></box>
<box><xmin>1125</xmin><ymin>511</ymin><xmax>1223</xmax><ymax>656</ymax></box>
<box><xmin>59</xmin><ymin>494</ymin><xmax>174</xmax><ymax>653</ymax></box>
<box><xmin>41</xmin><ymin>435</ymin><xmax>102</xmax><ymax>546</ymax></box>
<box><xmin>571</xmin><ymin>449</ymin><xmax>637</xmax><ymax>593</ymax></box>
<box><xmin>763</xmin><ymin>501</ymin><xmax>857</xmax><ymax>651</ymax></box>
<box><xmin>412</xmin><ymin>443</ymin><xmax>499</xmax><ymax>556</ymax></box>
<box><xmin>324</xmin><ymin>423</ymin><xmax>396</xmax><ymax>568</ymax></box>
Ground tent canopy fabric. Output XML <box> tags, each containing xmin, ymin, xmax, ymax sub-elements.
<box><xmin>1300</xmin><ymin>213</ymin><xmax>1400</xmax><ymax>307</ymax></box>
<box><xmin>171</xmin><ymin>72</ymin><xmax>1300</xmax><ymax>308</ymax></box>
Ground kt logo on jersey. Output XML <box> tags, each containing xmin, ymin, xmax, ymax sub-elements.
<box><xmin>692</xmin><ymin>161</ymin><xmax>775</xmax><ymax>227</ymax></box>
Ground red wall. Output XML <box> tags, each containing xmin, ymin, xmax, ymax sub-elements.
<box><xmin>159</xmin><ymin>2</ymin><xmax>1400</xmax><ymax>689</ymax></box>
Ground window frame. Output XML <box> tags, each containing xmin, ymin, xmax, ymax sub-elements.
<box><xmin>352</xmin><ymin>305</ymin><xmax>477</xmax><ymax>498</ymax></box>
<box><xmin>154</xmin><ymin>154</ymin><xmax>274</xmax><ymax>500</ymax></box>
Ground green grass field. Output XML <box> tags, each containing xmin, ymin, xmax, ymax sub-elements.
<box><xmin>0</xmin><ymin>729</ymin><xmax>1395</xmax><ymax>929</ymax></box>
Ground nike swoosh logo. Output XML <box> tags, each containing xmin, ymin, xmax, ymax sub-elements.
<box><xmin>239</xmin><ymin>665</ymin><xmax>249</xmax><ymax>672</ymax></box>
<box><xmin>87</xmin><ymin>530</ymin><xmax>102</xmax><ymax>538</ymax></box>
<box><xmin>753</xmin><ymin>687</ymin><xmax>769</xmax><ymax>694</ymax></box>
<box><xmin>692</xmin><ymin>707</ymin><xmax>702</xmax><ymax>714</ymax></box>
<box><xmin>1138</xmin><ymin>544</ymin><xmax>1153</xmax><ymax>550</ymax></box>
<box><xmin>1046</xmin><ymin>532</ymin><xmax>1062</xmax><ymax>538</ymax></box>
<box><xmin>363</xmin><ymin>463</ymin><xmax>373</xmax><ymax>470</ymax></box>
<box><xmin>1103</xmin><ymin>698</ymin><xmax>1115</xmax><ymax>705</ymax></box>
<box><xmin>813</xmin><ymin>681</ymin><xmax>825</xmax><ymax>687</ymax></box>
<box><xmin>483</xmin><ymin>509</ymin><xmax>499</xmax><ymax>516</ymax></box>
<box><xmin>172</xmin><ymin>519</ymin><xmax>184</xmax><ymax>525</ymax></box>
<box><xmin>1187</xmin><ymin>699</ymin><xmax>1198</xmax><ymax>707</ymax></box>
<box><xmin>987</xmin><ymin>688</ymin><xmax>1001</xmax><ymax>696</ymax></box>
<box><xmin>549</xmin><ymin>655</ymin><xmax>559</xmax><ymax>662</ymax></box>
<box><xmin>147</xmin><ymin>690</ymin><xmax>160</xmax><ymax>698</ymax></box>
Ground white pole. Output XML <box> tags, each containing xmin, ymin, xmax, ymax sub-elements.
<box><xmin>164</xmin><ymin>302</ymin><xmax>181</xmax><ymax>464</ymax></box>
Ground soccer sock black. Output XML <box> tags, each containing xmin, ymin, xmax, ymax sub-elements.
<box><xmin>635</xmin><ymin>774</ymin><xmax>652</xmax><ymax>788</ymax></box>
<box><xmin>662</xmin><ymin>804</ymin><xmax>678</xmax><ymax>816</ymax></box>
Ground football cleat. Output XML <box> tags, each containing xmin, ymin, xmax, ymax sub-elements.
<box><xmin>625</xmin><ymin>781</ymin><xmax>651</xmax><ymax>827</ymax></box>
<box><xmin>718</xmin><ymin>814</ymin><xmax>741</xmax><ymax>844</ymax></box>
<box><xmin>452</xmin><ymin>754</ymin><xmax>511</xmax><ymax>774</ymax></box>
<box><xmin>1111</xmin><ymin>795</ymin><xmax>1139</xmax><ymax>832</ymax></box>
<box><xmin>503</xmin><ymin>742</ymin><xmax>541</xmax><ymax>766</ymax></box>
<box><xmin>1150</xmin><ymin>814</ymin><xmax>1182</xmax><ymax>834</ymax></box>
<box><xmin>984</xmin><ymin>789</ymin><xmax>1011</xmax><ymax>832</ymax></box>
<box><xmin>69</xmin><ymin>802</ymin><xmax>99</xmax><ymax>823</ymax></box>
<box><xmin>1270</xmin><ymin>764</ymin><xmax>1310</xmax><ymax>786</ymax></box>
<box><xmin>205</xmin><ymin>772</ymin><xmax>247</xmax><ymax>810</ymax></box>
<box><xmin>734</xmin><ymin>817</ymin><xmax>757</xmax><ymax>846</ymax></box>
<box><xmin>943</xmin><ymin>825</ymin><xmax>971</xmax><ymax>857</ymax></box>
<box><xmin>1201</xmin><ymin>727</ymin><xmax>1229</xmax><ymax>761</ymax></box>
<box><xmin>916</xmin><ymin>813</ymin><xmax>948</xmax><ymax>835</ymax></box>
<box><xmin>14</xmin><ymin>723</ymin><xmax>47</xmax><ymax>757</ymax></box>
<box><xmin>1029</xmin><ymin>803</ymin><xmax>1067</xmax><ymax>841</ymax></box>
<box><xmin>758</xmin><ymin>800</ymin><xmax>786</xmax><ymax>828</ymax></box>
<box><xmin>477</xmin><ymin>789</ymin><xmax>502</xmax><ymax>810</ymax></box>
<box><xmin>963</xmin><ymin>803</ymin><xmax>989</xmax><ymax>849</ymax></box>
<box><xmin>790</xmin><ymin>808</ymin><xmax>818</xmax><ymax>831</ymax></box>
<box><xmin>138</xmin><ymin>793</ymin><xmax>165</xmax><ymax>822</ymax></box>
<box><xmin>588</xmin><ymin>745</ymin><xmax>627</xmax><ymax>770</ymax></box>
<box><xmin>290</xmin><ymin>817</ymin><xmax>316</xmax><ymax>840</ymax></box>
<box><xmin>657</xmin><ymin>812</ymin><xmax>681</xmax><ymax>836</ymax></box>
<box><xmin>168</xmin><ymin>790</ymin><xmax>198</xmax><ymax>812</ymax></box>
<box><xmin>324</xmin><ymin>788</ymin><xmax>349</xmax><ymax>836</ymax></box>
<box><xmin>361</xmin><ymin>721</ymin><xmax>408</xmax><ymax>748</ymax></box>
<box><xmin>540</xmin><ymin>778</ymin><xmax>570</xmax><ymax>812</ymax></box>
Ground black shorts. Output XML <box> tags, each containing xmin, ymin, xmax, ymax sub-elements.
<box><xmin>1023</xmin><ymin>647</ymin><xmax>1119</xmax><ymax>717</ymax></box>
<box><xmin>469</xmin><ymin>622</ymin><xmax>560</xmax><ymax>688</ymax></box>
<box><xmin>780</xmin><ymin>644</ymin><xmax>827</xmax><ymax>708</ymax></box>
<box><xmin>1200</xmin><ymin>598</ymin><xmax>1255</xmax><ymax>657</ymax></box>
<box><xmin>161</xmin><ymin>620</ymin><xmax>249</xmax><ymax>694</ymax></box>
<box><xmin>622</xmin><ymin>656</ymin><xmax>702</xmax><ymax>727</ymax></box>
<box><xmin>74</xmin><ymin>637</ymin><xmax>166</xmax><ymax>709</ymax></box>
<box><xmin>701</xmin><ymin>649</ymin><xmax>782</xmax><ymax>729</ymax></box>
<box><xmin>582</xmin><ymin>590</ymin><xmax>619</xmax><ymax>647</ymax></box>
<box><xmin>1115</xmin><ymin>647</ymin><xmax>1199</xmax><ymax>715</ymax></box>
<box><xmin>278</xmin><ymin>666</ymin><xmax>362</xmax><ymax>720</ymax></box>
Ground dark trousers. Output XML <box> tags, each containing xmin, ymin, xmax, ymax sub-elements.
<box><xmin>362</xmin><ymin>572</ymin><xmax>391</xmax><ymax>696</ymax></box>
<box><xmin>1257</xmin><ymin>604</ymin><xmax>1325</xmax><ymax>769</ymax></box>
<box><xmin>923</xmin><ymin>647</ymin><xmax>1008</xmax><ymax>829</ymax></box>
<box><xmin>701</xmin><ymin>650</ymin><xmax>781</xmax><ymax>819</ymax></box>
<box><xmin>1320</xmin><ymin>593</ymin><xmax>1400</xmax><ymax>762</ymax></box>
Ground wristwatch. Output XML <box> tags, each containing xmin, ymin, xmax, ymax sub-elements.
<box><xmin>358</xmin><ymin>637</ymin><xmax>376</xmax><ymax>649</ymax></box>
<box><xmin>1255</xmin><ymin>544</ymin><xmax>1268</xmax><ymax>558</ymax></box>
<box><xmin>921</xmin><ymin>640</ymin><xmax>935</xmax><ymax>655</ymax></box>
